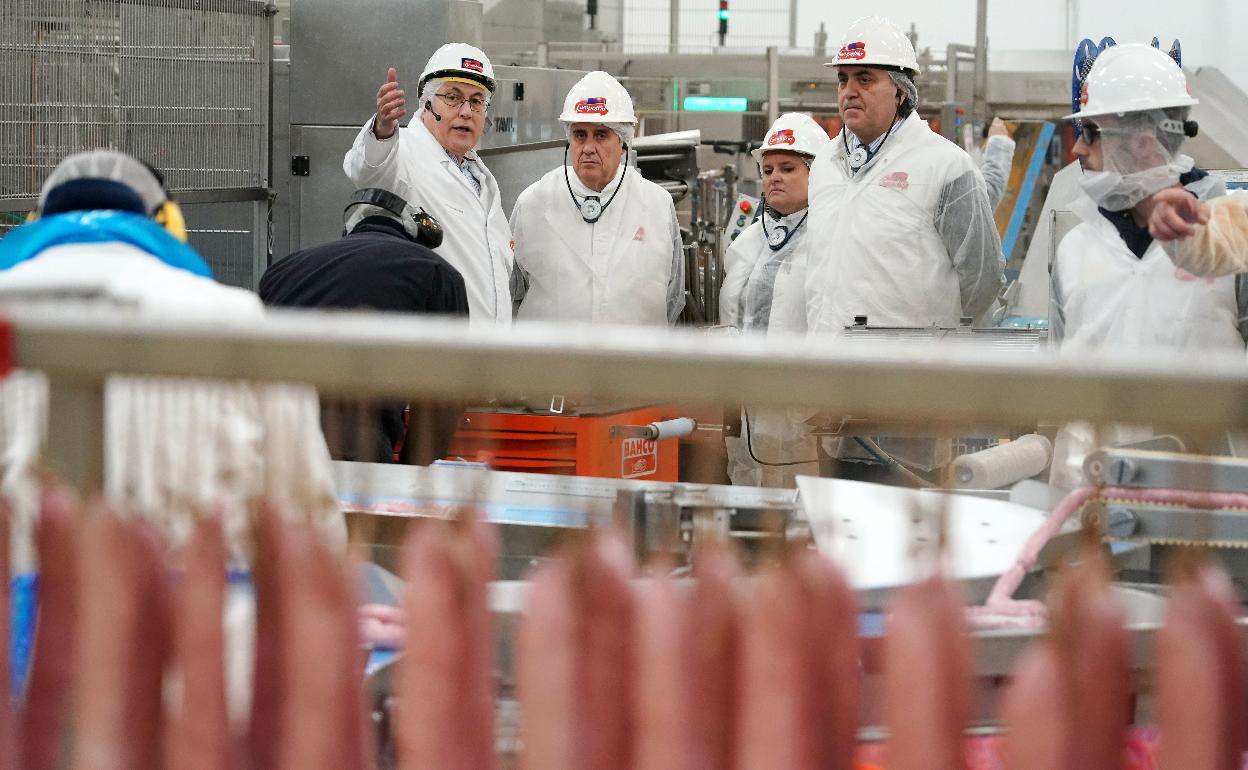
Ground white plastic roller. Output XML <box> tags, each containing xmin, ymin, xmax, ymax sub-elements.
<box><xmin>951</xmin><ymin>434</ymin><xmax>1054</xmax><ymax>490</ymax></box>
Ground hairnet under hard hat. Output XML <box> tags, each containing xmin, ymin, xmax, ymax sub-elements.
<box><xmin>887</xmin><ymin>70</ymin><xmax>920</xmax><ymax>113</ymax></box>
<box><xmin>38</xmin><ymin>149</ymin><xmax>166</xmax><ymax>216</ymax></box>
<box><xmin>563</xmin><ymin>121</ymin><xmax>634</xmax><ymax>146</ymax></box>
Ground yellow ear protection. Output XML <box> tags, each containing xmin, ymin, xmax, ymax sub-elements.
<box><xmin>344</xmin><ymin>188</ymin><xmax>443</xmax><ymax>248</ymax></box>
<box><xmin>153</xmin><ymin>199</ymin><xmax>188</xmax><ymax>242</ymax></box>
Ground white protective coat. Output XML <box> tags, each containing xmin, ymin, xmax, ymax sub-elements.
<box><xmin>1051</xmin><ymin>179</ymin><xmax>1244</xmax><ymax>352</ymax></box>
<box><xmin>344</xmin><ymin>117</ymin><xmax>514</xmax><ymax>325</ymax></box>
<box><xmin>0</xmin><ymin>242</ymin><xmax>345</xmax><ymax>569</ymax></box>
<box><xmin>975</xmin><ymin>134</ymin><xmax>1017</xmax><ymax>211</ymax></box>
<box><xmin>719</xmin><ymin>212</ymin><xmax>819</xmax><ymax>486</ymax></box>
<box><xmin>807</xmin><ymin>111</ymin><xmax>1005</xmax><ymax>471</ymax></box>
<box><xmin>510</xmin><ymin>164</ymin><xmax>684</xmax><ymax>324</ymax></box>
<box><xmin>806</xmin><ymin>111</ymin><xmax>1005</xmax><ymax>335</ymax></box>
<box><xmin>719</xmin><ymin>212</ymin><xmax>808</xmax><ymax>334</ymax></box>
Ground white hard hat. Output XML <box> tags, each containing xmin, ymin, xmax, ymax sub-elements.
<box><xmin>824</xmin><ymin>15</ymin><xmax>920</xmax><ymax>77</ymax></box>
<box><xmin>1064</xmin><ymin>43</ymin><xmax>1197</xmax><ymax>120</ymax></box>
<box><xmin>751</xmin><ymin>113</ymin><xmax>830</xmax><ymax>162</ymax></box>
<box><xmin>558</xmin><ymin>71</ymin><xmax>637</xmax><ymax>125</ymax></box>
<box><xmin>419</xmin><ymin>42</ymin><xmax>496</xmax><ymax>93</ymax></box>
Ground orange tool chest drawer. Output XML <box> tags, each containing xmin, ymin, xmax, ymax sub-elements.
<box><xmin>447</xmin><ymin>404</ymin><xmax>680</xmax><ymax>481</ymax></box>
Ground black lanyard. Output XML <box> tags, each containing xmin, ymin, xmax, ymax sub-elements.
<box><xmin>563</xmin><ymin>144</ymin><xmax>629</xmax><ymax>224</ymax></box>
<box><xmin>759</xmin><ymin>204</ymin><xmax>808</xmax><ymax>252</ymax></box>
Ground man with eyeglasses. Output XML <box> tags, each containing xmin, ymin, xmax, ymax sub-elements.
<box><xmin>508</xmin><ymin>71</ymin><xmax>685</xmax><ymax>325</ymax></box>
<box><xmin>1050</xmin><ymin>43</ymin><xmax>1247</xmax><ymax>351</ymax></box>
<box><xmin>344</xmin><ymin>43</ymin><xmax>516</xmax><ymax>326</ymax></box>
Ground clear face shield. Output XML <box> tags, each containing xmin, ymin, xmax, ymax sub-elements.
<box><xmin>1075</xmin><ymin>108</ymin><xmax>1197</xmax><ymax>211</ymax></box>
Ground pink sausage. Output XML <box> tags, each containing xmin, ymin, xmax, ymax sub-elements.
<box><xmin>882</xmin><ymin>575</ymin><xmax>970</xmax><ymax>770</ymax></box>
<box><xmin>166</xmin><ymin>519</ymin><xmax>232</xmax><ymax>770</ymax></box>
<box><xmin>19</xmin><ymin>483</ymin><xmax>79</xmax><ymax>770</ymax></box>
<box><xmin>516</xmin><ymin>558</ymin><xmax>580</xmax><ymax>770</ymax></box>
<box><xmin>632</xmin><ymin>567</ymin><xmax>692</xmax><ymax>770</ymax></box>
<box><xmin>686</xmin><ymin>542</ymin><xmax>741</xmax><ymax>770</ymax></box>
<box><xmin>734</xmin><ymin>560</ymin><xmax>813</xmax><ymax>770</ymax></box>
<box><xmin>792</xmin><ymin>548</ymin><xmax>860</xmax><ymax>770</ymax></box>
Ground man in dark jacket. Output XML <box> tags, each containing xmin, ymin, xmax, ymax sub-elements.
<box><xmin>260</xmin><ymin>187</ymin><xmax>469</xmax><ymax>463</ymax></box>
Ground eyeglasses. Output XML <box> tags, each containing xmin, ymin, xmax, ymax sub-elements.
<box><xmin>435</xmin><ymin>92</ymin><xmax>489</xmax><ymax>113</ymax></box>
<box><xmin>1077</xmin><ymin>120</ymin><xmax>1103</xmax><ymax>144</ymax></box>
<box><xmin>1076</xmin><ymin>120</ymin><xmax>1131</xmax><ymax>144</ymax></box>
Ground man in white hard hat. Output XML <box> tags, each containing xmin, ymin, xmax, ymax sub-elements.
<box><xmin>509</xmin><ymin>71</ymin><xmax>684</xmax><ymax>325</ymax></box>
<box><xmin>343</xmin><ymin>43</ymin><xmax>515</xmax><ymax>325</ymax></box>
<box><xmin>1050</xmin><ymin>43</ymin><xmax>1247</xmax><ymax>351</ymax></box>
<box><xmin>807</xmin><ymin>15</ymin><xmax>1004</xmax><ymax>337</ymax></box>
<box><xmin>806</xmin><ymin>15</ymin><xmax>1006</xmax><ymax>482</ymax></box>
<box><xmin>719</xmin><ymin>112</ymin><xmax>829</xmax><ymax>487</ymax></box>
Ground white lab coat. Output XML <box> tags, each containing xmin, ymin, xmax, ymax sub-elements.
<box><xmin>1051</xmin><ymin>179</ymin><xmax>1245</xmax><ymax>352</ymax></box>
<box><xmin>510</xmin><ymin>164</ymin><xmax>685</xmax><ymax>324</ymax></box>
<box><xmin>719</xmin><ymin>211</ymin><xmax>809</xmax><ymax>334</ymax></box>
<box><xmin>806</xmin><ymin>112</ymin><xmax>1005</xmax><ymax>471</ymax></box>
<box><xmin>806</xmin><ymin>111</ymin><xmax>1005</xmax><ymax>336</ymax></box>
<box><xmin>0</xmin><ymin>242</ymin><xmax>345</xmax><ymax>569</ymax></box>
<box><xmin>343</xmin><ymin>117</ymin><xmax>514</xmax><ymax>325</ymax></box>
<box><xmin>719</xmin><ymin>211</ymin><xmax>818</xmax><ymax>487</ymax></box>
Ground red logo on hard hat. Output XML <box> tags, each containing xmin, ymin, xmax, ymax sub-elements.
<box><xmin>575</xmin><ymin>97</ymin><xmax>610</xmax><ymax>115</ymax></box>
<box><xmin>767</xmin><ymin>129</ymin><xmax>796</xmax><ymax>146</ymax></box>
<box><xmin>1079</xmin><ymin>81</ymin><xmax>1089</xmax><ymax>106</ymax></box>
<box><xmin>461</xmin><ymin>58</ymin><xmax>484</xmax><ymax>73</ymax></box>
<box><xmin>838</xmin><ymin>41</ymin><xmax>867</xmax><ymax>61</ymax></box>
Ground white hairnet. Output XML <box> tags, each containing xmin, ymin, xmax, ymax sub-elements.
<box><xmin>1079</xmin><ymin>106</ymin><xmax>1194</xmax><ymax>211</ymax></box>
<box><xmin>38</xmin><ymin>149</ymin><xmax>166</xmax><ymax>214</ymax></box>
<box><xmin>887</xmin><ymin>70</ymin><xmax>920</xmax><ymax>113</ymax></box>
<box><xmin>564</xmin><ymin>121</ymin><xmax>634</xmax><ymax>147</ymax></box>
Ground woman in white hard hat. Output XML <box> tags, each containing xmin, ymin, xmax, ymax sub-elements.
<box><xmin>1050</xmin><ymin>43</ymin><xmax>1247</xmax><ymax>351</ymax></box>
<box><xmin>343</xmin><ymin>43</ymin><xmax>516</xmax><ymax>326</ymax></box>
<box><xmin>720</xmin><ymin>113</ymin><xmax>829</xmax><ymax>487</ymax></box>
<box><xmin>509</xmin><ymin>71</ymin><xmax>685</xmax><ymax>325</ymax></box>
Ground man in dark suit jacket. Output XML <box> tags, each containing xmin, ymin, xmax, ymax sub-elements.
<box><xmin>260</xmin><ymin>188</ymin><xmax>469</xmax><ymax>463</ymax></box>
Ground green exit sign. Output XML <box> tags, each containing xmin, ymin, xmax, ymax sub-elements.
<box><xmin>682</xmin><ymin>96</ymin><xmax>748</xmax><ymax>112</ymax></box>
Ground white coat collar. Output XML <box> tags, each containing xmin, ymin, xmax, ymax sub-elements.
<box><xmin>830</xmin><ymin>111</ymin><xmax>924</xmax><ymax>176</ymax></box>
<box><xmin>763</xmin><ymin>206</ymin><xmax>808</xmax><ymax>229</ymax></box>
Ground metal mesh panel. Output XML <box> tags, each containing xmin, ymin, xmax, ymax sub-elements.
<box><xmin>1</xmin><ymin>0</ymin><xmax>270</xmax><ymax>200</ymax></box>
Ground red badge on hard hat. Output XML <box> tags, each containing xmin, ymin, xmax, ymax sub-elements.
<box><xmin>1079</xmin><ymin>81</ymin><xmax>1089</xmax><ymax>106</ymax></box>
<box><xmin>838</xmin><ymin>41</ymin><xmax>867</xmax><ymax>61</ymax></box>
<box><xmin>767</xmin><ymin>129</ymin><xmax>796</xmax><ymax>146</ymax></box>
<box><xmin>575</xmin><ymin>97</ymin><xmax>610</xmax><ymax>115</ymax></box>
<box><xmin>461</xmin><ymin>58</ymin><xmax>484</xmax><ymax>73</ymax></box>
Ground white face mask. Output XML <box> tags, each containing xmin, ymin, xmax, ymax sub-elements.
<box><xmin>1079</xmin><ymin>154</ymin><xmax>1194</xmax><ymax>211</ymax></box>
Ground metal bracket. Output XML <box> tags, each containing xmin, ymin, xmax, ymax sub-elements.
<box><xmin>1093</xmin><ymin>503</ymin><xmax>1248</xmax><ymax>548</ymax></box>
<box><xmin>1085</xmin><ymin>447</ymin><xmax>1248</xmax><ymax>493</ymax></box>
<box><xmin>291</xmin><ymin>155</ymin><xmax>310</xmax><ymax>176</ymax></box>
